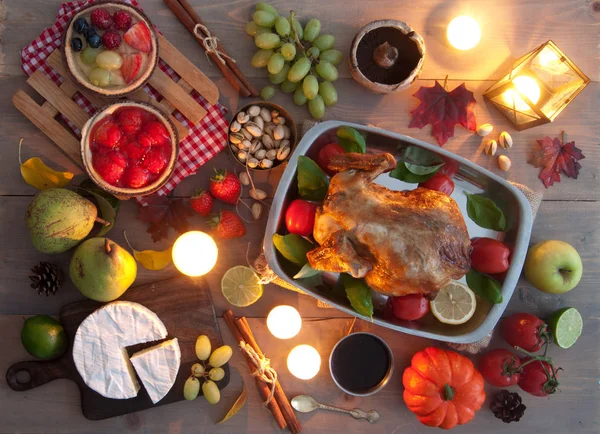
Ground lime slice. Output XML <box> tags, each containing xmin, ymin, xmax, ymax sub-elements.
<box><xmin>221</xmin><ymin>266</ymin><xmax>264</xmax><ymax>307</ymax></box>
<box><xmin>430</xmin><ymin>281</ymin><xmax>477</xmax><ymax>325</ymax></box>
<box><xmin>548</xmin><ymin>307</ymin><xmax>583</xmax><ymax>349</ymax></box>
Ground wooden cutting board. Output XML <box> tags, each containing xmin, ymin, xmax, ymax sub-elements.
<box><xmin>5</xmin><ymin>276</ymin><xmax>229</xmax><ymax>420</ymax></box>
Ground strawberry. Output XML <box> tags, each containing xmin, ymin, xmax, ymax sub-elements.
<box><xmin>93</xmin><ymin>151</ymin><xmax>126</xmax><ymax>185</ymax></box>
<box><xmin>124</xmin><ymin>22</ymin><xmax>152</xmax><ymax>53</ymax></box>
<box><xmin>123</xmin><ymin>141</ymin><xmax>147</xmax><ymax>163</ymax></box>
<box><xmin>120</xmin><ymin>53</ymin><xmax>143</xmax><ymax>84</ymax></box>
<box><xmin>190</xmin><ymin>189</ymin><xmax>213</xmax><ymax>216</ymax></box>
<box><xmin>113</xmin><ymin>10</ymin><xmax>132</xmax><ymax>31</ymax></box>
<box><xmin>123</xmin><ymin>166</ymin><xmax>149</xmax><ymax>189</ymax></box>
<box><xmin>209</xmin><ymin>169</ymin><xmax>241</xmax><ymax>205</ymax></box>
<box><xmin>142</xmin><ymin>149</ymin><xmax>168</xmax><ymax>174</ymax></box>
<box><xmin>212</xmin><ymin>210</ymin><xmax>246</xmax><ymax>239</ymax></box>
<box><xmin>93</xmin><ymin>120</ymin><xmax>122</xmax><ymax>148</ymax></box>
<box><xmin>91</xmin><ymin>8</ymin><xmax>113</xmax><ymax>30</ymax></box>
<box><xmin>137</xmin><ymin>121</ymin><xmax>169</xmax><ymax>147</ymax></box>
<box><xmin>117</xmin><ymin>107</ymin><xmax>143</xmax><ymax>135</ymax></box>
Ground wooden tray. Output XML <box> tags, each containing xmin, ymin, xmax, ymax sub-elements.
<box><xmin>13</xmin><ymin>33</ymin><xmax>219</xmax><ymax>168</ymax></box>
<box><xmin>5</xmin><ymin>276</ymin><xmax>230</xmax><ymax>420</ymax></box>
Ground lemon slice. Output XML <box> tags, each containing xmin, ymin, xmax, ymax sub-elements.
<box><xmin>430</xmin><ymin>281</ymin><xmax>476</xmax><ymax>325</ymax></box>
<box><xmin>221</xmin><ymin>266</ymin><xmax>264</xmax><ymax>307</ymax></box>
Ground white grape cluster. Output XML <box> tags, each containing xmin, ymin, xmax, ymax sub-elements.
<box><xmin>246</xmin><ymin>2</ymin><xmax>342</xmax><ymax>119</ymax></box>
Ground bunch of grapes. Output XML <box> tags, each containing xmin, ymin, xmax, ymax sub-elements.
<box><xmin>246</xmin><ymin>2</ymin><xmax>343</xmax><ymax>120</ymax></box>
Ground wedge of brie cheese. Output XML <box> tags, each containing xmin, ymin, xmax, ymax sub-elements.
<box><xmin>131</xmin><ymin>338</ymin><xmax>181</xmax><ymax>404</ymax></box>
<box><xmin>72</xmin><ymin>301</ymin><xmax>168</xmax><ymax>400</ymax></box>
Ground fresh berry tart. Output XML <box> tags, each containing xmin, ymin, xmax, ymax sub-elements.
<box><xmin>81</xmin><ymin>102</ymin><xmax>178</xmax><ymax>196</ymax></box>
<box><xmin>63</xmin><ymin>1</ymin><xmax>158</xmax><ymax>97</ymax></box>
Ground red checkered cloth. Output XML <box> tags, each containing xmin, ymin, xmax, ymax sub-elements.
<box><xmin>20</xmin><ymin>0</ymin><xmax>228</xmax><ymax>205</ymax></box>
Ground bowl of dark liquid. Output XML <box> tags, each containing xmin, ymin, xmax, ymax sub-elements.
<box><xmin>329</xmin><ymin>332</ymin><xmax>393</xmax><ymax>397</ymax></box>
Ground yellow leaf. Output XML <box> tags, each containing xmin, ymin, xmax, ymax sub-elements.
<box><xmin>19</xmin><ymin>139</ymin><xmax>74</xmax><ymax>190</ymax></box>
<box><xmin>218</xmin><ymin>384</ymin><xmax>246</xmax><ymax>424</ymax></box>
<box><xmin>124</xmin><ymin>231</ymin><xmax>173</xmax><ymax>271</ymax></box>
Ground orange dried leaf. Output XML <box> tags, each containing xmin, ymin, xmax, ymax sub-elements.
<box><xmin>217</xmin><ymin>384</ymin><xmax>247</xmax><ymax>424</ymax></box>
<box><xmin>19</xmin><ymin>139</ymin><xmax>74</xmax><ymax>190</ymax></box>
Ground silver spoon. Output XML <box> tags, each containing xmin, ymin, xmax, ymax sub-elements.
<box><xmin>291</xmin><ymin>395</ymin><xmax>380</xmax><ymax>424</ymax></box>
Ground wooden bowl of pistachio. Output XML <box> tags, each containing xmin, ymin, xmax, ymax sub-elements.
<box><xmin>228</xmin><ymin>102</ymin><xmax>297</xmax><ymax>171</ymax></box>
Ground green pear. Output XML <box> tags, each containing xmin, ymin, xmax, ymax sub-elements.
<box><xmin>26</xmin><ymin>188</ymin><xmax>97</xmax><ymax>254</ymax></box>
<box><xmin>69</xmin><ymin>237</ymin><xmax>137</xmax><ymax>302</ymax></box>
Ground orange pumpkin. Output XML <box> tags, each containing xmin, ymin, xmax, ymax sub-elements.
<box><xmin>402</xmin><ymin>347</ymin><xmax>485</xmax><ymax>429</ymax></box>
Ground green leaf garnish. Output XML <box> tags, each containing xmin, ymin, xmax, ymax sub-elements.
<box><xmin>272</xmin><ymin>234</ymin><xmax>314</xmax><ymax>265</ymax></box>
<box><xmin>466</xmin><ymin>269</ymin><xmax>503</xmax><ymax>304</ymax></box>
<box><xmin>297</xmin><ymin>156</ymin><xmax>329</xmax><ymax>201</ymax></box>
<box><xmin>336</xmin><ymin>126</ymin><xmax>366</xmax><ymax>154</ymax></box>
<box><xmin>465</xmin><ymin>193</ymin><xmax>507</xmax><ymax>231</ymax></box>
<box><xmin>340</xmin><ymin>274</ymin><xmax>374</xmax><ymax>318</ymax></box>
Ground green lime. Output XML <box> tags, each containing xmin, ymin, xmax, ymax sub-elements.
<box><xmin>21</xmin><ymin>315</ymin><xmax>67</xmax><ymax>360</ymax></box>
<box><xmin>221</xmin><ymin>266</ymin><xmax>263</xmax><ymax>307</ymax></box>
<box><xmin>548</xmin><ymin>307</ymin><xmax>583</xmax><ymax>349</ymax></box>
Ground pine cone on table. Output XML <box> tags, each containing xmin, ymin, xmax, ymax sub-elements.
<box><xmin>490</xmin><ymin>390</ymin><xmax>526</xmax><ymax>423</ymax></box>
<box><xmin>29</xmin><ymin>262</ymin><xmax>63</xmax><ymax>296</ymax></box>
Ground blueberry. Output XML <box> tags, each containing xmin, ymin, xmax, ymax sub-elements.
<box><xmin>88</xmin><ymin>34</ymin><xmax>102</xmax><ymax>49</ymax></box>
<box><xmin>84</xmin><ymin>27</ymin><xmax>97</xmax><ymax>40</ymax></box>
<box><xmin>71</xmin><ymin>37</ymin><xmax>83</xmax><ymax>52</ymax></box>
<box><xmin>73</xmin><ymin>17</ymin><xmax>89</xmax><ymax>34</ymax></box>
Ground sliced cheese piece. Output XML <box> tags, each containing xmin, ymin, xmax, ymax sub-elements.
<box><xmin>72</xmin><ymin>301</ymin><xmax>168</xmax><ymax>400</ymax></box>
<box><xmin>131</xmin><ymin>338</ymin><xmax>181</xmax><ymax>404</ymax></box>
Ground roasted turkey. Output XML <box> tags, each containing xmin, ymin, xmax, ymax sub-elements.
<box><xmin>307</xmin><ymin>152</ymin><xmax>471</xmax><ymax>297</ymax></box>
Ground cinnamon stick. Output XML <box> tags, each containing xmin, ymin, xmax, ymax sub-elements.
<box><xmin>223</xmin><ymin>311</ymin><xmax>287</xmax><ymax>430</ymax></box>
<box><xmin>235</xmin><ymin>317</ymin><xmax>302</xmax><ymax>434</ymax></box>
<box><xmin>162</xmin><ymin>0</ymin><xmax>252</xmax><ymax>97</ymax></box>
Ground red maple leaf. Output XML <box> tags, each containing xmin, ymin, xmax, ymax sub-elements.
<box><xmin>528</xmin><ymin>135</ymin><xmax>585</xmax><ymax>188</ymax></box>
<box><xmin>409</xmin><ymin>81</ymin><xmax>477</xmax><ymax>146</ymax></box>
<box><xmin>137</xmin><ymin>195</ymin><xmax>193</xmax><ymax>242</ymax></box>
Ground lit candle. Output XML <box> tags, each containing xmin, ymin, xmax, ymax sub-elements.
<box><xmin>502</xmin><ymin>75</ymin><xmax>541</xmax><ymax>112</ymax></box>
<box><xmin>287</xmin><ymin>345</ymin><xmax>321</xmax><ymax>380</ymax></box>
<box><xmin>267</xmin><ymin>305</ymin><xmax>302</xmax><ymax>339</ymax></box>
<box><xmin>171</xmin><ymin>231</ymin><xmax>218</xmax><ymax>277</ymax></box>
<box><xmin>447</xmin><ymin>16</ymin><xmax>481</xmax><ymax>50</ymax></box>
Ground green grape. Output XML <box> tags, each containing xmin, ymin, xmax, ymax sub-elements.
<box><xmin>302</xmin><ymin>74</ymin><xmax>319</xmax><ymax>100</ymax></box>
<box><xmin>303</xmin><ymin>19</ymin><xmax>321</xmax><ymax>42</ymax></box>
<box><xmin>320</xmin><ymin>49</ymin><xmax>343</xmax><ymax>65</ymax></box>
<box><xmin>251</xmin><ymin>49</ymin><xmax>274</xmax><ymax>68</ymax></box>
<box><xmin>209</xmin><ymin>345</ymin><xmax>233</xmax><ymax>368</ymax></box>
<box><xmin>275</xmin><ymin>16</ymin><xmax>290</xmax><ymax>36</ymax></box>
<box><xmin>280</xmin><ymin>43</ymin><xmax>296</xmax><ymax>61</ymax></box>
<box><xmin>269</xmin><ymin>64</ymin><xmax>290</xmax><ymax>84</ymax></box>
<box><xmin>319</xmin><ymin>81</ymin><xmax>338</xmax><ymax>106</ymax></box>
<box><xmin>260</xmin><ymin>85</ymin><xmax>276</xmax><ymax>100</ymax></box>
<box><xmin>280</xmin><ymin>80</ymin><xmax>299</xmax><ymax>94</ymax></box>
<box><xmin>183</xmin><ymin>376</ymin><xmax>200</xmax><ymax>400</ymax></box>
<box><xmin>313</xmin><ymin>34</ymin><xmax>335</xmax><ymax>51</ymax></box>
<box><xmin>195</xmin><ymin>335</ymin><xmax>211</xmax><ymax>361</ymax></box>
<box><xmin>316</xmin><ymin>60</ymin><xmax>339</xmax><ymax>81</ymax></box>
<box><xmin>209</xmin><ymin>367</ymin><xmax>225</xmax><ymax>381</ymax></box>
<box><xmin>202</xmin><ymin>380</ymin><xmax>221</xmax><ymax>405</ymax></box>
<box><xmin>246</xmin><ymin>22</ymin><xmax>271</xmax><ymax>36</ymax></box>
<box><xmin>88</xmin><ymin>67</ymin><xmax>111</xmax><ymax>87</ymax></box>
<box><xmin>255</xmin><ymin>2</ymin><xmax>278</xmax><ymax>16</ymax></box>
<box><xmin>293</xmin><ymin>86</ymin><xmax>308</xmax><ymax>105</ymax></box>
<box><xmin>291</xmin><ymin>17</ymin><xmax>303</xmax><ymax>39</ymax></box>
<box><xmin>80</xmin><ymin>47</ymin><xmax>102</xmax><ymax>65</ymax></box>
<box><xmin>253</xmin><ymin>10</ymin><xmax>277</xmax><ymax>27</ymax></box>
<box><xmin>267</xmin><ymin>53</ymin><xmax>285</xmax><ymax>74</ymax></box>
<box><xmin>287</xmin><ymin>57</ymin><xmax>311</xmax><ymax>83</ymax></box>
<box><xmin>96</xmin><ymin>51</ymin><xmax>123</xmax><ymax>70</ymax></box>
<box><xmin>308</xmin><ymin>95</ymin><xmax>325</xmax><ymax>119</ymax></box>
<box><xmin>307</xmin><ymin>46</ymin><xmax>320</xmax><ymax>59</ymax></box>
<box><xmin>255</xmin><ymin>33</ymin><xmax>281</xmax><ymax>49</ymax></box>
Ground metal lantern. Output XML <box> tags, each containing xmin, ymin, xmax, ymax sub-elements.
<box><xmin>483</xmin><ymin>40</ymin><xmax>590</xmax><ymax>130</ymax></box>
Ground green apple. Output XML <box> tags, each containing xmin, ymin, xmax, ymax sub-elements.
<box><xmin>524</xmin><ymin>240</ymin><xmax>582</xmax><ymax>294</ymax></box>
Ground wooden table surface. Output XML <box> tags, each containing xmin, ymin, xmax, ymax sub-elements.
<box><xmin>1</xmin><ymin>0</ymin><xmax>599</xmax><ymax>432</ymax></box>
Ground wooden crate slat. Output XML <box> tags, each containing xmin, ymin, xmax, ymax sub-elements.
<box><xmin>13</xmin><ymin>90</ymin><xmax>82</xmax><ymax>167</ymax></box>
<box><xmin>157</xmin><ymin>33</ymin><xmax>219</xmax><ymax>105</ymax></box>
<box><xmin>148</xmin><ymin>67</ymin><xmax>206</xmax><ymax>124</ymax></box>
<box><xmin>128</xmin><ymin>88</ymin><xmax>189</xmax><ymax>140</ymax></box>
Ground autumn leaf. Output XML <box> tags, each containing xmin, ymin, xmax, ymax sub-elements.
<box><xmin>528</xmin><ymin>134</ymin><xmax>585</xmax><ymax>188</ymax></box>
<box><xmin>218</xmin><ymin>384</ymin><xmax>246</xmax><ymax>424</ymax></box>
<box><xmin>123</xmin><ymin>231</ymin><xmax>172</xmax><ymax>270</ymax></box>
<box><xmin>409</xmin><ymin>81</ymin><xmax>477</xmax><ymax>146</ymax></box>
<box><xmin>137</xmin><ymin>195</ymin><xmax>193</xmax><ymax>242</ymax></box>
<box><xmin>19</xmin><ymin>139</ymin><xmax>74</xmax><ymax>190</ymax></box>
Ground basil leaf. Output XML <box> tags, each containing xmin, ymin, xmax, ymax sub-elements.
<box><xmin>340</xmin><ymin>274</ymin><xmax>374</xmax><ymax>318</ymax></box>
<box><xmin>405</xmin><ymin>162</ymin><xmax>445</xmax><ymax>176</ymax></box>
<box><xmin>389</xmin><ymin>161</ymin><xmax>437</xmax><ymax>183</ymax></box>
<box><xmin>337</xmin><ymin>126</ymin><xmax>366</xmax><ymax>154</ymax></box>
<box><xmin>293</xmin><ymin>263</ymin><xmax>321</xmax><ymax>279</ymax></box>
<box><xmin>297</xmin><ymin>156</ymin><xmax>329</xmax><ymax>201</ymax></box>
<box><xmin>404</xmin><ymin>146</ymin><xmax>444</xmax><ymax>167</ymax></box>
<box><xmin>272</xmin><ymin>234</ymin><xmax>314</xmax><ymax>265</ymax></box>
<box><xmin>465</xmin><ymin>193</ymin><xmax>507</xmax><ymax>231</ymax></box>
<box><xmin>466</xmin><ymin>269</ymin><xmax>503</xmax><ymax>304</ymax></box>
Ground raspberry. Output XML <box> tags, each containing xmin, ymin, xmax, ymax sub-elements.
<box><xmin>93</xmin><ymin>120</ymin><xmax>122</xmax><ymax>148</ymax></box>
<box><xmin>90</xmin><ymin>8</ymin><xmax>113</xmax><ymax>30</ymax></box>
<box><xmin>93</xmin><ymin>151</ymin><xmax>126</xmax><ymax>185</ymax></box>
<box><xmin>123</xmin><ymin>141</ymin><xmax>147</xmax><ymax>163</ymax></box>
<box><xmin>123</xmin><ymin>166</ymin><xmax>149</xmax><ymax>189</ymax></box>
<box><xmin>113</xmin><ymin>10</ymin><xmax>132</xmax><ymax>31</ymax></box>
<box><xmin>117</xmin><ymin>107</ymin><xmax>143</xmax><ymax>136</ymax></box>
<box><xmin>142</xmin><ymin>149</ymin><xmax>168</xmax><ymax>175</ymax></box>
<box><xmin>101</xmin><ymin>30</ymin><xmax>122</xmax><ymax>50</ymax></box>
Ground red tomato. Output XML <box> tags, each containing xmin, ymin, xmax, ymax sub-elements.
<box><xmin>390</xmin><ymin>294</ymin><xmax>429</xmax><ymax>321</ymax></box>
<box><xmin>419</xmin><ymin>173</ymin><xmax>454</xmax><ymax>195</ymax></box>
<box><xmin>479</xmin><ymin>349</ymin><xmax>521</xmax><ymax>387</ymax></box>
<box><xmin>470</xmin><ymin>237</ymin><xmax>510</xmax><ymax>274</ymax></box>
<box><xmin>316</xmin><ymin>142</ymin><xmax>345</xmax><ymax>175</ymax></box>
<box><xmin>518</xmin><ymin>359</ymin><xmax>559</xmax><ymax>397</ymax></box>
<box><xmin>285</xmin><ymin>199</ymin><xmax>318</xmax><ymax>236</ymax></box>
<box><xmin>501</xmin><ymin>313</ymin><xmax>548</xmax><ymax>352</ymax></box>
<box><xmin>438</xmin><ymin>158</ymin><xmax>459</xmax><ymax>178</ymax></box>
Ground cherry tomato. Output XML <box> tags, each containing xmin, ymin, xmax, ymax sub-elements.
<box><xmin>285</xmin><ymin>199</ymin><xmax>318</xmax><ymax>236</ymax></box>
<box><xmin>419</xmin><ymin>173</ymin><xmax>454</xmax><ymax>195</ymax></box>
<box><xmin>438</xmin><ymin>158</ymin><xmax>459</xmax><ymax>178</ymax></box>
<box><xmin>315</xmin><ymin>142</ymin><xmax>345</xmax><ymax>175</ymax></box>
<box><xmin>479</xmin><ymin>349</ymin><xmax>521</xmax><ymax>387</ymax></box>
<box><xmin>389</xmin><ymin>294</ymin><xmax>430</xmax><ymax>321</ymax></box>
<box><xmin>470</xmin><ymin>237</ymin><xmax>511</xmax><ymax>274</ymax></box>
<box><xmin>518</xmin><ymin>359</ymin><xmax>559</xmax><ymax>397</ymax></box>
<box><xmin>501</xmin><ymin>313</ymin><xmax>547</xmax><ymax>352</ymax></box>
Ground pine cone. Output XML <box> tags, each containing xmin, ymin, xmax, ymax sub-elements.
<box><xmin>490</xmin><ymin>390</ymin><xmax>526</xmax><ymax>423</ymax></box>
<box><xmin>29</xmin><ymin>262</ymin><xmax>63</xmax><ymax>296</ymax></box>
